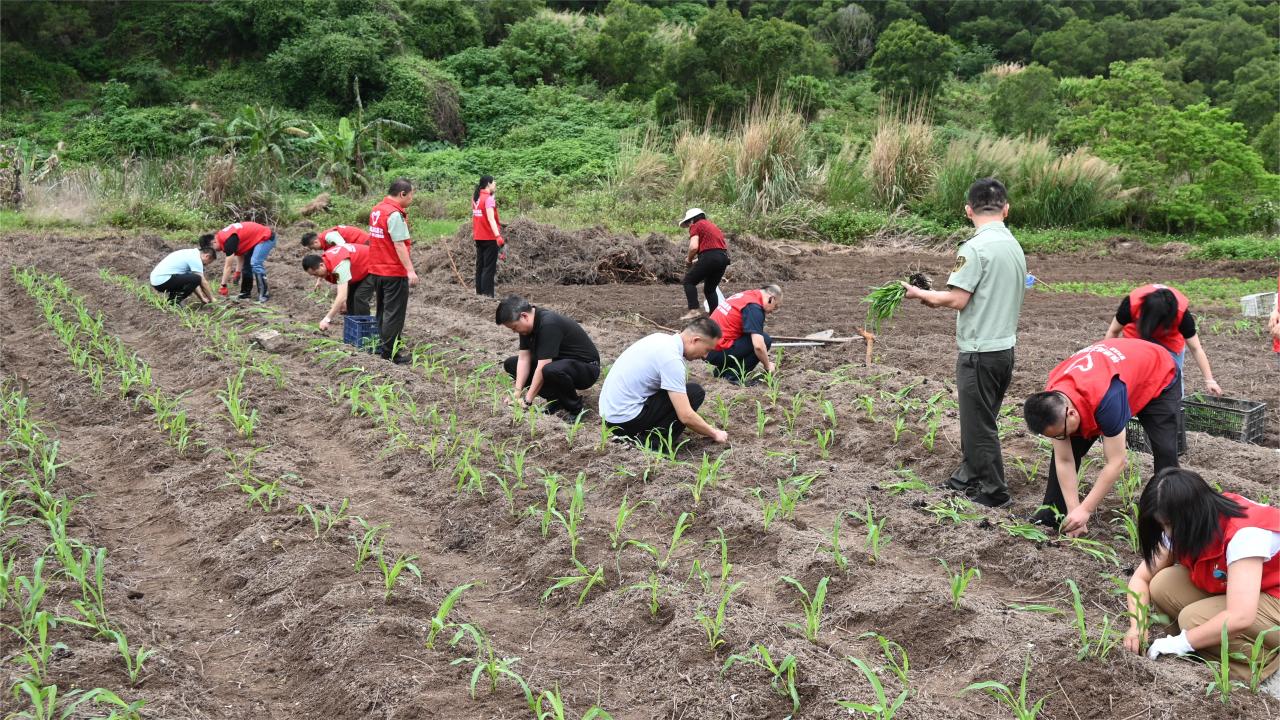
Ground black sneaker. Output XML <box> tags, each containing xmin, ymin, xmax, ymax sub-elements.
<box><xmin>1029</xmin><ymin>508</ymin><xmax>1060</xmax><ymax>527</ymax></box>
<box><xmin>970</xmin><ymin>490</ymin><xmax>1012</xmax><ymax>509</ymax></box>
<box><xmin>389</xmin><ymin>354</ymin><xmax>410</xmax><ymax>365</ymax></box>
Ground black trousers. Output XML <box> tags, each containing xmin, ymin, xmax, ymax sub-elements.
<box><xmin>705</xmin><ymin>333</ymin><xmax>772</xmax><ymax>380</ymax></box>
<box><xmin>153</xmin><ymin>273</ymin><xmax>202</xmax><ymax>304</ymax></box>
<box><xmin>1036</xmin><ymin>370</ymin><xmax>1182</xmax><ymax>523</ymax></box>
<box><xmin>949</xmin><ymin>349</ymin><xmax>1015</xmax><ymax>499</ymax></box>
<box><xmin>503</xmin><ymin>356</ymin><xmax>600</xmax><ymax>413</ymax></box>
<box><xmin>369</xmin><ymin>274</ymin><xmax>409</xmax><ymax>359</ymax></box>
<box><xmin>475</xmin><ymin>240</ymin><xmax>499</xmax><ymax>297</ymax></box>
<box><xmin>348</xmin><ymin>277</ymin><xmax>373</xmax><ymax>316</ymax></box>
<box><xmin>682</xmin><ymin>249</ymin><xmax>729</xmax><ymax>311</ymax></box>
<box><xmin>608</xmin><ymin>383</ymin><xmax>705</xmax><ymax>449</ymax></box>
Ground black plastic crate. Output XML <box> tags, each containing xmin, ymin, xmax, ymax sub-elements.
<box><xmin>1126</xmin><ymin>411</ymin><xmax>1187</xmax><ymax>455</ymax></box>
<box><xmin>343</xmin><ymin>315</ymin><xmax>379</xmax><ymax>354</ymax></box>
<box><xmin>1183</xmin><ymin>394</ymin><xmax>1267</xmax><ymax>445</ymax></box>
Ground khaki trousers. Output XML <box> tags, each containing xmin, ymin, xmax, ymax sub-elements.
<box><xmin>1150</xmin><ymin>564</ymin><xmax>1280</xmax><ymax>681</ymax></box>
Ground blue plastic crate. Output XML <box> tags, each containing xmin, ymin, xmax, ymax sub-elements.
<box><xmin>343</xmin><ymin>315</ymin><xmax>379</xmax><ymax>353</ymax></box>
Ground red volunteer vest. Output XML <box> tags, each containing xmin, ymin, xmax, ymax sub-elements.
<box><xmin>711</xmin><ymin>289</ymin><xmax>765</xmax><ymax>351</ymax></box>
<box><xmin>1122</xmin><ymin>284</ymin><xmax>1190</xmax><ymax>353</ymax></box>
<box><xmin>321</xmin><ymin>244</ymin><xmax>371</xmax><ymax>285</ymax></box>
<box><xmin>367</xmin><ymin>197</ymin><xmax>411</xmax><ymax>277</ymax></box>
<box><xmin>322</xmin><ymin>225</ymin><xmax>371</xmax><ymax>247</ymax></box>
<box><xmin>472</xmin><ymin>190</ymin><xmax>500</xmax><ymax>241</ymax></box>
<box><xmin>1044</xmin><ymin>338</ymin><xmax>1176</xmax><ymax>439</ymax></box>
<box><xmin>1274</xmin><ymin>271</ymin><xmax>1279</xmax><ymax>354</ymax></box>
<box><xmin>1181</xmin><ymin>493</ymin><xmax>1280</xmax><ymax>599</ymax></box>
<box><xmin>214</xmin><ymin>222</ymin><xmax>272</xmax><ymax>256</ymax></box>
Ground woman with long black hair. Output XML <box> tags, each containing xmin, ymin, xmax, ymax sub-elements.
<box><xmin>472</xmin><ymin>175</ymin><xmax>503</xmax><ymax>297</ymax></box>
<box><xmin>1124</xmin><ymin>468</ymin><xmax>1279</xmax><ymax>689</ymax></box>
<box><xmin>1104</xmin><ymin>283</ymin><xmax>1221</xmax><ymax>395</ymax></box>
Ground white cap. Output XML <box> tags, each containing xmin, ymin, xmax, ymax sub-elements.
<box><xmin>679</xmin><ymin>208</ymin><xmax>705</xmax><ymax>226</ymax></box>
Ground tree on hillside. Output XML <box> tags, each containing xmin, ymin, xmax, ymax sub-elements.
<box><xmin>589</xmin><ymin>0</ymin><xmax>667</xmax><ymax>98</ymax></box>
<box><xmin>989</xmin><ymin>64</ymin><xmax>1058</xmax><ymax>137</ymax></box>
<box><xmin>817</xmin><ymin>4</ymin><xmax>877</xmax><ymax>73</ymax></box>
<box><xmin>868</xmin><ymin>20</ymin><xmax>956</xmax><ymax>96</ymax></box>
<box><xmin>1031</xmin><ymin>16</ymin><xmax>1167</xmax><ymax>79</ymax></box>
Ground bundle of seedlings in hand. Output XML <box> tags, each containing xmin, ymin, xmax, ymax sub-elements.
<box><xmin>862</xmin><ymin>271</ymin><xmax>932</xmax><ymax>334</ymax></box>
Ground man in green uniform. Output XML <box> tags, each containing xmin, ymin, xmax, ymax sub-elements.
<box><xmin>902</xmin><ymin>178</ymin><xmax>1026</xmax><ymax>507</ymax></box>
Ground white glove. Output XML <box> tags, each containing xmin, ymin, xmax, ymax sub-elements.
<box><xmin>1147</xmin><ymin>630</ymin><xmax>1194</xmax><ymax>660</ymax></box>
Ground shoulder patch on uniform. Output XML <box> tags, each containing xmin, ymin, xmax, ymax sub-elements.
<box><xmin>952</xmin><ymin>255</ymin><xmax>968</xmax><ymax>273</ymax></box>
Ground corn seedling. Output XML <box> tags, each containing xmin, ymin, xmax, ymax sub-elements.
<box><xmin>813</xmin><ymin>425</ymin><xmax>834</xmax><ymax>459</ymax></box>
<box><xmin>551</xmin><ymin>473</ymin><xmax>588</xmax><ymax>562</ymax></box>
<box><xmin>425</xmin><ymin>582</ymin><xmax>474</xmax><ymax>649</ymax></box>
<box><xmin>108</xmin><ymin>629</ymin><xmax>156</xmax><ymax>685</ymax></box>
<box><xmin>596</xmin><ymin>419</ymin><xmax>616</xmax><ymax>450</ymax></box>
<box><xmin>695</xmin><ymin>581</ymin><xmax>744</xmax><ymax>652</ymax></box>
<box><xmin>711</xmin><ymin>394</ymin><xmax>737</xmax><ymax>428</ymax></box>
<box><xmin>890</xmin><ymin>415</ymin><xmax>907</xmax><ymax>443</ymax></box>
<box><xmin>961</xmin><ymin>654</ymin><xmax>1050</xmax><ymax>719</ymax></box>
<box><xmin>820</xmin><ymin>398</ymin><xmax>837</xmax><ymax>429</ymax></box>
<box><xmin>857</xmin><ymin>394</ymin><xmax>877</xmax><ymax>421</ymax></box>
<box><xmin>608</xmin><ymin>494</ymin><xmax>652</xmax><ymax>551</ymax></box>
<box><xmin>850</xmin><ymin>501</ymin><xmax>890</xmax><ymax>563</ymax></box>
<box><xmin>539</xmin><ymin>472</ymin><xmax>561</xmax><ymax>538</ymax></box>
<box><xmin>1064</xmin><ymin>536</ymin><xmax>1120</xmax><ymax>567</ymax></box>
<box><xmin>1242</xmin><ymin>627</ymin><xmax>1280</xmax><ymax>693</ymax></box>
<box><xmin>626</xmin><ymin>572</ymin><xmax>666</xmax><ymax>618</ymax></box>
<box><xmin>999</xmin><ymin>520</ymin><xmax>1050</xmax><ymax>543</ymax></box>
<box><xmin>532</xmin><ymin>686</ymin><xmax>615</xmax><ymax>720</ymax></box>
<box><xmin>656</xmin><ymin>512</ymin><xmax>694</xmax><ymax>571</ymax></box>
<box><xmin>707</xmin><ymin>528</ymin><xmax>733</xmax><ymax>588</ymax></box>
<box><xmin>490</xmin><ymin>472</ymin><xmax>520</xmax><ymax>518</ymax></box>
<box><xmin>885</xmin><ymin>467</ymin><xmax>927</xmax><ymax>495</ymax></box>
<box><xmin>1203</xmin><ymin>622</ymin><xmax>1246</xmax><ymax>704</ymax></box>
<box><xmin>925</xmin><ymin>497</ymin><xmax>981</xmax><ymax>525</ymax></box>
<box><xmin>763</xmin><ymin>371</ymin><xmax>782</xmax><ymax>406</ymax></box>
<box><xmin>450</xmin><ymin>629</ymin><xmax>533</xmax><ymax>706</ymax></box>
<box><xmin>542</xmin><ymin>560</ymin><xmax>606</xmax><ymax>606</ymax></box>
<box><xmin>296</xmin><ymin>498</ymin><xmax>350</xmax><ymax>539</ymax></box>
<box><xmin>375</xmin><ymin>542</ymin><xmax>421</xmax><ymax>601</ymax></box>
<box><xmin>938</xmin><ymin>559</ymin><xmax>980</xmax><ymax>610</ymax></box>
<box><xmin>859</xmin><ymin>632</ymin><xmax>911</xmax><ymax>685</ymax></box>
<box><xmin>352</xmin><ymin>517</ymin><xmax>389</xmax><ymax>573</ymax></box>
<box><xmin>1010</xmin><ymin>455</ymin><xmax>1044</xmax><ymax>484</ymax></box>
<box><xmin>684</xmin><ymin>451</ymin><xmax>728</xmax><ymax>504</ymax></box>
<box><xmin>722</xmin><ymin>644</ymin><xmax>800</xmax><ymax>716</ymax></box>
<box><xmin>838</xmin><ymin>655</ymin><xmax>910</xmax><ymax>720</ymax></box>
<box><xmin>218</xmin><ymin>368</ymin><xmax>259</xmax><ymax>439</ymax></box>
<box><xmin>821</xmin><ymin>512</ymin><xmax>850</xmax><ymax>572</ymax></box>
<box><xmin>1065</xmin><ymin>578</ymin><xmax>1120</xmax><ymax>660</ymax></box>
<box><xmin>781</xmin><ymin>575</ymin><xmax>829</xmax><ymax>642</ymax></box>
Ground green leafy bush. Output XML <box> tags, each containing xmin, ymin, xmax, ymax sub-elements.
<box><xmin>0</xmin><ymin>42</ymin><xmax>80</xmax><ymax>107</ymax></box>
<box><xmin>989</xmin><ymin>65</ymin><xmax>1059</xmax><ymax>138</ymax></box>
<box><xmin>499</xmin><ymin>17</ymin><xmax>588</xmax><ymax>86</ymax></box>
<box><xmin>869</xmin><ymin>20</ymin><xmax>956</xmax><ymax>96</ymax></box>
<box><xmin>441</xmin><ymin>47</ymin><xmax>513</xmax><ymax>88</ymax></box>
<box><xmin>811</xmin><ymin>208</ymin><xmax>889</xmax><ymax>246</ymax></box>
<box><xmin>399</xmin><ymin>0</ymin><xmax>483</xmax><ymax>59</ymax></box>
<box><xmin>366</xmin><ymin>56</ymin><xmax>465</xmax><ymax>144</ymax></box>
<box><xmin>1189</xmin><ymin>235</ymin><xmax>1280</xmax><ymax>261</ymax></box>
<box><xmin>266</xmin><ymin>13</ymin><xmax>400</xmax><ymax>110</ymax></box>
<box><xmin>67</xmin><ymin>106</ymin><xmax>209</xmax><ymax>160</ymax></box>
<box><xmin>104</xmin><ymin>199</ymin><xmax>205</xmax><ymax>230</ymax></box>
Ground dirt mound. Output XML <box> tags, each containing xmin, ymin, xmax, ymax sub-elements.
<box><xmin>423</xmin><ymin>218</ymin><xmax>796</xmax><ymax>286</ymax></box>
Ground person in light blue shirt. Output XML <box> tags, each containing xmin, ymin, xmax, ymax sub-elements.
<box><xmin>150</xmin><ymin>246</ymin><xmax>217</xmax><ymax>305</ymax></box>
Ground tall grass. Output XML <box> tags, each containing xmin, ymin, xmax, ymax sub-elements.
<box><xmin>729</xmin><ymin>94</ymin><xmax>809</xmax><ymax>216</ymax></box>
<box><xmin>924</xmin><ymin>134</ymin><xmax>1123</xmax><ymax>227</ymax></box>
<box><xmin>675</xmin><ymin>124</ymin><xmax>729</xmax><ymax>200</ymax></box>
<box><xmin>864</xmin><ymin>99</ymin><xmax>936</xmax><ymax>210</ymax></box>
<box><xmin>608</xmin><ymin>128</ymin><xmax>674</xmax><ymax>203</ymax></box>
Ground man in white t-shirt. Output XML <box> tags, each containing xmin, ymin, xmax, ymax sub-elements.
<box><xmin>150</xmin><ymin>246</ymin><xmax>217</xmax><ymax>305</ymax></box>
<box><xmin>600</xmin><ymin>317</ymin><xmax>729</xmax><ymax>449</ymax></box>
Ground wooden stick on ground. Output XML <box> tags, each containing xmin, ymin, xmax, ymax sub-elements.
<box><xmin>443</xmin><ymin>244</ymin><xmax>468</xmax><ymax>289</ymax></box>
<box><xmin>637</xmin><ymin>314</ymin><xmax>676</xmax><ymax>333</ymax></box>
<box><xmin>858</xmin><ymin>328</ymin><xmax>875</xmax><ymax>366</ymax></box>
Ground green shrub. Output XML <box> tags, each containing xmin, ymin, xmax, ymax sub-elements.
<box><xmin>399</xmin><ymin>0</ymin><xmax>483</xmax><ymax>59</ymax></box>
<box><xmin>116</xmin><ymin>57</ymin><xmax>179</xmax><ymax>106</ymax></box>
<box><xmin>0</xmin><ymin>42</ymin><xmax>80</xmax><ymax>107</ymax></box>
<box><xmin>441</xmin><ymin>47</ymin><xmax>513</xmax><ymax>87</ymax></box>
<box><xmin>989</xmin><ymin>65</ymin><xmax>1059</xmax><ymax>138</ymax></box>
<box><xmin>869</xmin><ymin>20</ymin><xmax>957</xmax><ymax>96</ymax></box>
<box><xmin>461</xmin><ymin>86</ymin><xmax>535</xmax><ymax>146</ymax></box>
<box><xmin>104</xmin><ymin>199</ymin><xmax>206</xmax><ymax>230</ymax></box>
<box><xmin>589</xmin><ymin>0</ymin><xmax>669</xmax><ymax>98</ymax></box>
<box><xmin>499</xmin><ymin>17</ymin><xmax>589</xmax><ymax>86</ymax></box>
<box><xmin>811</xmin><ymin>208</ymin><xmax>889</xmax><ymax>245</ymax></box>
<box><xmin>472</xmin><ymin>0</ymin><xmax>545</xmax><ymax>45</ymax></box>
<box><xmin>266</xmin><ymin>13</ymin><xmax>399</xmax><ymax>110</ymax></box>
<box><xmin>1189</xmin><ymin>235</ymin><xmax>1280</xmax><ymax>261</ymax></box>
<box><xmin>67</xmin><ymin>106</ymin><xmax>209</xmax><ymax>160</ymax></box>
<box><xmin>366</xmin><ymin>56</ymin><xmax>465</xmax><ymax>144</ymax></box>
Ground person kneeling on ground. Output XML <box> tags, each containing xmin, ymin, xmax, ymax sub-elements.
<box><xmin>1125</xmin><ymin>468</ymin><xmax>1280</xmax><ymax>692</ymax></box>
<box><xmin>1023</xmin><ymin>338</ymin><xmax>1180</xmax><ymax>537</ymax></box>
<box><xmin>302</xmin><ymin>243</ymin><xmax>374</xmax><ymax>331</ymax></box>
<box><xmin>150</xmin><ymin>244</ymin><xmax>217</xmax><ymax>305</ymax></box>
<box><xmin>599</xmin><ymin>317</ymin><xmax>728</xmax><ymax>449</ymax></box>
<box><xmin>496</xmin><ymin>295</ymin><xmax>600</xmax><ymax>420</ymax></box>
<box><xmin>704</xmin><ymin>284</ymin><xmax>782</xmax><ymax>385</ymax></box>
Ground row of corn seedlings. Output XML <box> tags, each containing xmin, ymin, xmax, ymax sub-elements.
<box><xmin>1</xmin><ymin>381</ymin><xmax>150</xmax><ymax>719</ymax></box>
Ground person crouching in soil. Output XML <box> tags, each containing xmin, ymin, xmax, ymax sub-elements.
<box><xmin>678</xmin><ymin>208</ymin><xmax>729</xmax><ymax>320</ymax></box>
<box><xmin>1104</xmin><ymin>283</ymin><xmax>1221</xmax><ymax>396</ymax></box>
<box><xmin>302</xmin><ymin>243</ymin><xmax>374</xmax><ymax>331</ymax></box>
<box><xmin>1125</xmin><ymin>468</ymin><xmax>1280</xmax><ymax>693</ymax></box>
<box><xmin>496</xmin><ymin>295</ymin><xmax>600</xmax><ymax>421</ymax></box>
<box><xmin>704</xmin><ymin>284</ymin><xmax>782</xmax><ymax>385</ymax></box>
<box><xmin>1022</xmin><ymin>338</ymin><xmax>1180</xmax><ymax>536</ymax></box>
<box><xmin>150</xmin><ymin>244</ymin><xmax>218</xmax><ymax>306</ymax></box>
<box><xmin>301</xmin><ymin>225</ymin><xmax>372</xmax><ymax>290</ymax></box>
<box><xmin>600</xmin><ymin>316</ymin><xmax>728</xmax><ymax>448</ymax></box>
<box><xmin>472</xmin><ymin>175</ymin><xmax>504</xmax><ymax>298</ymax></box>
<box><xmin>203</xmin><ymin>220</ymin><xmax>276</xmax><ymax>302</ymax></box>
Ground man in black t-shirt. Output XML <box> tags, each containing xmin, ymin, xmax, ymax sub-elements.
<box><xmin>496</xmin><ymin>295</ymin><xmax>601</xmax><ymax>419</ymax></box>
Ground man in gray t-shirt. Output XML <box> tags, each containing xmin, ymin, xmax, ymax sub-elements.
<box><xmin>903</xmin><ymin>178</ymin><xmax>1026</xmax><ymax>507</ymax></box>
<box><xmin>599</xmin><ymin>317</ymin><xmax>729</xmax><ymax>449</ymax></box>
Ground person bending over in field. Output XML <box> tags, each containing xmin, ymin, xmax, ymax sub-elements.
<box><xmin>150</xmin><ymin>244</ymin><xmax>217</xmax><ymax>305</ymax></box>
<box><xmin>301</xmin><ymin>225</ymin><xmax>372</xmax><ymax>290</ymax></box>
<box><xmin>1023</xmin><ymin>338</ymin><xmax>1180</xmax><ymax>536</ymax></box>
<box><xmin>1125</xmin><ymin>468</ymin><xmax>1280</xmax><ymax>694</ymax></box>
<box><xmin>1104</xmin><ymin>283</ymin><xmax>1221</xmax><ymax>396</ymax></box>
<box><xmin>902</xmin><ymin>178</ymin><xmax>1026</xmax><ymax>509</ymax></box>
<box><xmin>704</xmin><ymin>284</ymin><xmax>782</xmax><ymax>385</ymax></box>
<box><xmin>302</xmin><ymin>243</ymin><xmax>374</xmax><ymax>331</ymax></box>
<box><xmin>496</xmin><ymin>295</ymin><xmax>600</xmax><ymax>421</ymax></box>
<box><xmin>678</xmin><ymin>208</ymin><xmax>729</xmax><ymax>320</ymax></box>
<box><xmin>202</xmin><ymin>220</ymin><xmax>276</xmax><ymax>302</ymax></box>
<box><xmin>600</xmin><ymin>316</ymin><xmax>728</xmax><ymax>449</ymax></box>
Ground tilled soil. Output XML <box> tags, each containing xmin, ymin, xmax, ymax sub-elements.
<box><xmin>1</xmin><ymin>230</ymin><xmax>1277</xmax><ymax>720</ymax></box>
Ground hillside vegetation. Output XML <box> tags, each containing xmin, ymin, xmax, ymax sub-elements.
<box><xmin>1</xmin><ymin>0</ymin><xmax>1276</xmax><ymax>257</ymax></box>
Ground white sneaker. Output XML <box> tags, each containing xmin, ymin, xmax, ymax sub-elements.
<box><xmin>1262</xmin><ymin>671</ymin><xmax>1280</xmax><ymax>699</ymax></box>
